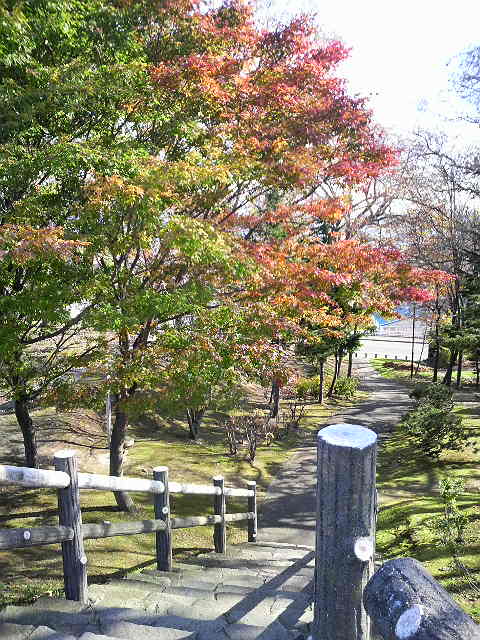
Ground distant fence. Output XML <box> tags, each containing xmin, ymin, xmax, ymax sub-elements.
<box><xmin>311</xmin><ymin>423</ymin><xmax>480</xmax><ymax>640</ymax></box>
<box><xmin>0</xmin><ymin>452</ymin><xmax>257</xmax><ymax>603</ymax></box>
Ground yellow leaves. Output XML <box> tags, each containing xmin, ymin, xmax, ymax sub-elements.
<box><xmin>0</xmin><ymin>225</ymin><xmax>89</xmax><ymax>264</ymax></box>
<box><xmin>271</xmin><ymin>138</ymin><xmax>288</xmax><ymax>154</ymax></box>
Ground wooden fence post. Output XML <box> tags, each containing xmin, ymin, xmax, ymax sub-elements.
<box><xmin>364</xmin><ymin>557</ymin><xmax>480</xmax><ymax>640</ymax></box>
<box><xmin>54</xmin><ymin>450</ymin><xmax>87</xmax><ymax>603</ymax></box>
<box><xmin>312</xmin><ymin>423</ymin><xmax>377</xmax><ymax>640</ymax></box>
<box><xmin>247</xmin><ymin>480</ymin><xmax>257</xmax><ymax>543</ymax></box>
<box><xmin>153</xmin><ymin>466</ymin><xmax>172</xmax><ymax>571</ymax></box>
<box><xmin>213</xmin><ymin>476</ymin><xmax>226</xmax><ymax>553</ymax></box>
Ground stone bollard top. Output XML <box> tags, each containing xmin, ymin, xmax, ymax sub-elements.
<box><xmin>318</xmin><ymin>423</ymin><xmax>377</xmax><ymax>450</ymax></box>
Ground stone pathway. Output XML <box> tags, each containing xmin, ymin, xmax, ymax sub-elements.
<box><xmin>258</xmin><ymin>363</ymin><xmax>413</xmax><ymax>547</ymax></box>
<box><xmin>0</xmin><ymin>542</ymin><xmax>314</xmax><ymax>639</ymax></box>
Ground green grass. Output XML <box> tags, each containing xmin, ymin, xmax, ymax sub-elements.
<box><xmin>0</xmin><ymin>382</ymin><xmax>365</xmax><ymax>608</ymax></box>
<box><xmin>373</xmin><ymin>362</ymin><xmax>480</xmax><ymax>620</ymax></box>
<box><xmin>371</xmin><ymin>357</ymin><xmax>478</xmax><ymax>386</ymax></box>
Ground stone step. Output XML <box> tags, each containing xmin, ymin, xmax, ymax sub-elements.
<box><xmin>0</xmin><ymin>605</ymin><xmax>99</xmax><ymax>636</ymax></box>
<box><xmin>221</xmin><ymin>544</ymin><xmax>314</xmax><ymax>561</ymax></box>
<box><xmin>0</xmin><ymin>622</ymin><xmax>76</xmax><ymax>640</ymax></box>
<box><xmin>135</xmin><ymin>569</ymin><xmax>267</xmax><ymax>590</ymax></box>
<box><xmin>0</xmin><ymin>622</ymin><xmax>34</xmax><ymax>640</ymax></box>
<box><xmin>102</xmin><ymin>617</ymin><xmax>303</xmax><ymax>640</ymax></box>
<box><xmin>103</xmin><ymin>619</ymin><xmax>196</xmax><ymax>640</ymax></box>
<box><xmin>239</xmin><ymin>542</ymin><xmax>314</xmax><ymax>552</ymax></box>
<box><xmin>89</xmin><ymin>585</ymin><xmax>200</xmax><ymax>613</ymax></box>
<box><xmin>180</xmin><ymin>555</ymin><xmax>314</xmax><ymax>572</ymax></box>
<box><xmin>79</xmin><ymin>634</ymin><xmax>118</xmax><ymax>640</ymax></box>
<box><xmin>30</xmin><ymin>626</ymin><xmax>76</xmax><ymax>640</ymax></box>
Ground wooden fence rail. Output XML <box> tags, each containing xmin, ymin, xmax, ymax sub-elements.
<box><xmin>0</xmin><ymin>449</ymin><xmax>257</xmax><ymax>603</ymax></box>
<box><xmin>0</xmin><ymin>525</ymin><xmax>74</xmax><ymax>550</ymax></box>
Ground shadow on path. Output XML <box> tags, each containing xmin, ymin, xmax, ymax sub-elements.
<box><xmin>258</xmin><ymin>363</ymin><xmax>413</xmax><ymax>546</ymax></box>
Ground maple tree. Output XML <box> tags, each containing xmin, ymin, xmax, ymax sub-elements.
<box><xmin>0</xmin><ymin>0</ymin><xmax>454</xmax><ymax>514</ymax></box>
<box><xmin>0</xmin><ymin>225</ymin><xmax>92</xmax><ymax>467</ymax></box>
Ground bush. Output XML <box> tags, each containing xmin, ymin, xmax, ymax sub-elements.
<box><xmin>402</xmin><ymin>383</ymin><xmax>469</xmax><ymax>459</ymax></box>
<box><xmin>333</xmin><ymin>376</ymin><xmax>359</xmax><ymax>399</ymax></box>
<box><xmin>410</xmin><ymin>382</ymin><xmax>453</xmax><ymax>408</ymax></box>
<box><xmin>223</xmin><ymin>414</ymin><xmax>278</xmax><ymax>462</ymax></box>
<box><xmin>295</xmin><ymin>376</ymin><xmax>322</xmax><ymax>399</ymax></box>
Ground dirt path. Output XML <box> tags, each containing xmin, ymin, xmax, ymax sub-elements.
<box><xmin>257</xmin><ymin>362</ymin><xmax>413</xmax><ymax>546</ymax></box>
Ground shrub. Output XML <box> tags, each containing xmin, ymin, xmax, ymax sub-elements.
<box><xmin>295</xmin><ymin>376</ymin><xmax>322</xmax><ymax>399</ymax></box>
<box><xmin>402</xmin><ymin>383</ymin><xmax>469</xmax><ymax>459</ymax></box>
<box><xmin>223</xmin><ymin>414</ymin><xmax>277</xmax><ymax>462</ymax></box>
<box><xmin>333</xmin><ymin>376</ymin><xmax>359</xmax><ymax>399</ymax></box>
<box><xmin>410</xmin><ymin>382</ymin><xmax>453</xmax><ymax>408</ymax></box>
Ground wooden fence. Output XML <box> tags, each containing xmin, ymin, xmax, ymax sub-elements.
<box><xmin>312</xmin><ymin>423</ymin><xmax>480</xmax><ymax>640</ymax></box>
<box><xmin>2</xmin><ymin>431</ymin><xmax>479</xmax><ymax>639</ymax></box>
<box><xmin>0</xmin><ymin>449</ymin><xmax>257</xmax><ymax>603</ymax></box>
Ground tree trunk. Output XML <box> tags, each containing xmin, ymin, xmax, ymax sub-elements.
<box><xmin>456</xmin><ymin>351</ymin><xmax>463</xmax><ymax>388</ymax></box>
<box><xmin>443</xmin><ymin>349</ymin><xmax>457</xmax><ymax>386</ymax></box>
<box><xmin>110</xmin><ymin>396</ymin><xmax>136</xmax><ymax>513</ymax></box>
<box><xmin>347</xmin><ymin>351</ymin><xmax>353</xmax><ymax>378</ymax></box>
<box><xmin>432</xmin><ymin>318</ymin><xmax>440</xmax><ymax>382</ymax></box>
<box><xmin>270</xmin><ymin>379</ymin><xmax>280</xmax><ymax>418</ymax></box>
<box><xmin>327</xmin><ymin>353</ymin><xmax>339</xmax><ymax>398</ymax></box>
<box><xmin>14</xmin><ymin>395</ymin><xmax>38</xmax><ymax>468</ymax></box>
<box><xmin>186</xmin><ymin>408</ymin><xmax>204</xmax><ymax>440</ymax></box>
<box><xmin>433</xmin><ymin>343</ymin><xmax>440</xmax><ymax>382</ymax></box>
<box><xmin>318</xmin><ymin>359</ymin><xmax>325</xmax><ymax>404</ymax></box>
<box><xmin>432</xmin><ymin>296</ymin><xmax>441</xmax><ymax>383</ymax></box>
<box><xmin>476</xmin><ymin>355</ymin><xmax>479</xmax><ymax>389</ymax></box>
<box><xmin>337</xmin><ymin>354</ymin><xmax>343</xmax><ymax>377</ymax></box>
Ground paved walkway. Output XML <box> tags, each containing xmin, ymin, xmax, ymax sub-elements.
<box><xmin>258</xmin><ymin>363</ymin><xmax>413</xmax><ymax>546</ymax></box>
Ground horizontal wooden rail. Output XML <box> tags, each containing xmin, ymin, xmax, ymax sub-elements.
<box><xmin>171</xmin><ymin>512</ymin><xmax>254</xmax><ymax>529</ymax></box>
<box><xmin>168</xmin><ymin>481</ymin><xmax>221</xmax><ymax>495</ymax></box>
<box><xmin>223</xmin><ymin>487</ymin><xmax>254</xmax><ymax>497</ymax></box>
<box><xmin>0</xmin><ymin>464</ymin><xmax>70</xmax><ymax>489</ymax></box>
<box><xmin>1</xmin><ymin>464</ymin><xmax>253</xmax><ymax>498</ymax></box>
<box><xmin>0</xmin><ymin>525</ymin><xmax>74</xmax><ymax>550</ymax></box>
<box><xmin>0</xmin><ymin>511</ymin><xmax>255</xmax><ymax>549</ymax></box>
<box><xmin>82</xmin><ymin>519</ymin><xmax>167</xmax><ymax>540</ymax></box>
<box><xmin>77</xmin><ymin>472</ymin><xmax>164</xmax><ymax>494</ymax></box>
<box><xmin>167</xmin><ymin>483</ymin><xmax>253</xmax><ymax>497</ymax></box>
<box><xmin>81</xmin><ymin>512</ymin><xmax>254</xmax><ymax>539</ymax></box>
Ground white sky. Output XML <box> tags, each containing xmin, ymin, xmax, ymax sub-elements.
<box><xmin>266</xmin><ymin>0</ymin><xmax>480</xmax><ymax>140</ymax></box>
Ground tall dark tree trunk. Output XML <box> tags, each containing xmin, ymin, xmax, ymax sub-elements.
<box><xmin>432</xmin><ymin>321</ymin><xmax>440</xmax><ymax>382</ymax></box>
<box><xmin>443</xmin><ymin>349</ymin><xmax>457</xmax><ymax>386</ymax></box>
<box><xmin>347</xmin><ymin>351</ymin><xmax>353</xmax><ymax>378</ymax></box>
<box><xmin>186</xmin><ymin>408</ymin><xmax>205</xmax><ymax>440</ymax></box>
<box><xmin>327</xmin><ymin>352</ymin><xmax>339</xmax><ymax>398</ymax></box>
<box><xmin>110</xmin><ymin>394</ymin><xmax>136</xmax><ymax>513</ymax></box>
<box><xmin>318</xmin><ymin>359</ymin><xmax>325</xmax><ymax>404</ymax></box>
<box><xmin>432</xmin><ymin>345</ymin><xmax>439</xmax><ymax>382</ymax></box>
<box><xmin>269</xmin><ymin>379</ymin><xmax>280</xmax><ymax>418</ymax></box>
<box><xmin>456</xmin><ymin>351</ymin><xmax>463</xmax><ymax>388</ymax></box>
<box><xmin>14</xmin><ymin>395</ymin><xmax>38</xmax><ymax>468</ymax></box>
<box><xmin>476</xmin><ymin>353</ymin><xmax>480</xmax><ymax>389</ymax></box>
